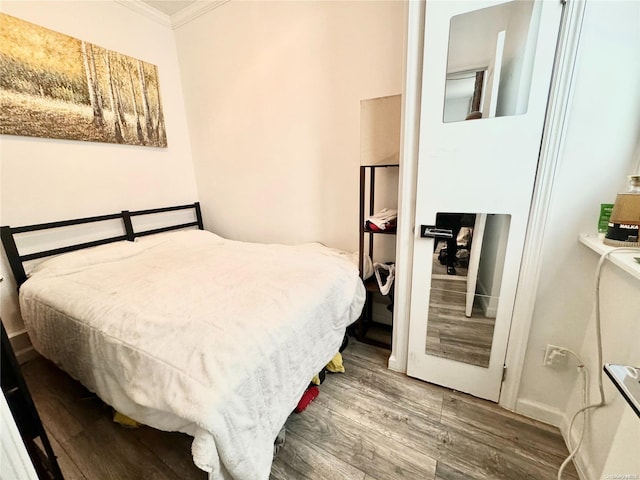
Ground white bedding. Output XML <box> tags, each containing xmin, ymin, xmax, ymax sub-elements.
<box><xmin>19</xmin><ymin>229</ymin><xmax>365</xmax><ymax>479</ymax></box>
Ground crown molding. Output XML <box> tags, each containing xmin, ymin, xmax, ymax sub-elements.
<box><xmin>114</xmin><ymin>1</ymin><xmax>172</xmax><ymax>28</ymax></box>
<box><xmin>171</xmin><ymin>0</ymin><xmax>231</xmax><ymax>29</ymax></box>
<box><xmin>114</xmin><ymin>0</ymin><xmax>230</xmax><ymax>30</ymax></box>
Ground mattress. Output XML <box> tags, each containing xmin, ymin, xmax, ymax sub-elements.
<box><xmin>19</xmin><ymin>229</ymin><xmax>365</xmax><ymax>479</ymax></box>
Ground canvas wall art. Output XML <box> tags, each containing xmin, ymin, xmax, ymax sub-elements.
<box><xmin>0</xmin><ymin>14</ymin><xmax>167</xmax><ymax>147</ymax></box>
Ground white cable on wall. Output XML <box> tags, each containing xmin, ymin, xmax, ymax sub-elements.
<box><xmin>557</xmin><ymin>246</ymin><xmax>640</xmax><ymax>480</ymax></box>
<box><xmin>556</xmin><ymin>347</ymin><xmax>588</xmax><ymax>480</ymax></box>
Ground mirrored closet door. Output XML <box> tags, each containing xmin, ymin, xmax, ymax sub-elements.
<box><xmin>406</xmin><ymin>0</ymin><xmax>563</xmax><ymax>402</ymax></box>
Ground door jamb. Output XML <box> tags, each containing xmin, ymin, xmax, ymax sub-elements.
<box><xmin>499</xmin><ymin>0</ymin><xmax>587</xmax><ymax>409</ymax></box>
<box><xmin>388</xmin><ymin>0</ymin><xmax>425</xmax><ymax>373</ymax></box>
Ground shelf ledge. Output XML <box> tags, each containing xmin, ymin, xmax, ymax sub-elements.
<box><xmin>578</xmin><ymin>233</ymin><xmax>640</xmax><ymax>281</ymax></box>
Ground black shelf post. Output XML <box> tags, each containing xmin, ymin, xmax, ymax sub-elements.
<box><xmin>355</xmin><ymin>164</ymin><xmax>399</xmax><ymax>349</ymax></box>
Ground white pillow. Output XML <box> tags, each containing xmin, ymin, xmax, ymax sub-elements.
<box><xmin>133</xmin><ymin>229</ymin><xmax>225</xmax><ymax>247</ymax></box>
<box><xmin>28</xmin><ymin>240</ymin><xmax>142</xmax><ymax>278</ymax></box>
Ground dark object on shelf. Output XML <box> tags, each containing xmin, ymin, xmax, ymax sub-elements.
<box><xmin>1</xmin><ymin>320</ymin><xmax>64</xmax><ymax>479</ymax></box>
<box><xmin>604</xmin><ymin>175</ymin><xmax>640</xmax><ymax>247</ymax></box>
<box><xmin>355</xmin><ymin>164</ymin><xmax>399</xmax><ymax>350</ymax></box>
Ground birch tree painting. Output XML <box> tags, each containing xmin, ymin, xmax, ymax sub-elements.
<box><xmin>0</xmin><ymin>14</ymin><xmax>167</xmax><ymax>147</ymax></box>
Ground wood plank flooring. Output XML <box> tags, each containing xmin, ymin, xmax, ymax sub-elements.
<box><xmin>426</xmin><ymin>276</ymin><xmax>496</xmax><ymax>368</ymax></box>
<box><xmin>20</xmin><ymin>340</ymin><xmax>579</xmax><ymax>480</ymax></box>
<box><xmin>426</xmin><ymin>241</ymin><xmax>496</xmax><ymax>368</ymax></box>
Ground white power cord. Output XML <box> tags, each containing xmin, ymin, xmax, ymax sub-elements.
<box><xmin>557</xmin><ymin>347</ymin><xmax>589</xmax><ymax>480</ymax></box>
<box><xmin>557</xmin><ymin>247</ymin><xmax>640</xmax><ymax>480</ymax></box>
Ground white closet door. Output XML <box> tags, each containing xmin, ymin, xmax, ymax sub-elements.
<box><xmin>406</xmin><ymin>0</ymin><xmax>563</xmax><ymax>402</ymax></box>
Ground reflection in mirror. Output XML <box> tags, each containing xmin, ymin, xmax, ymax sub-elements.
<box><xmin>443</xmin><ymin>70</ymin><xmax>486</xmax><ymax>123</ymax></box>
<box><xmin>425</xmin><ymin>213</ymin><xmax>511</xmax><ymax>368</ymax></box>
<box><xmin>443</xmin><ymin>1</ymin><xmax>541</xmax><ymax>123</ymax></box>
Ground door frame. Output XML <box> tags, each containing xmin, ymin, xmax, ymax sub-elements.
<box><xmin>390</xmin><ymin>0</ymin><xmax>588</xmax><ymax>410</ymax></box>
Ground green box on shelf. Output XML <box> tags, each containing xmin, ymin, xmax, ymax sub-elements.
<box><xmin>598</xmin><ymin>203</ymin><xmax>614</xmax><ymax>233</ymax></box>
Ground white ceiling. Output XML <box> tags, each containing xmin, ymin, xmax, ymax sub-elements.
<box><xmin>141</xmin><ymin>1</ymin><xmax>198</xmax><ymax>17</ymax></box>
<box><xmin>118</xmin><ymin>0</ymin><xmax>229</xmax><ymax>28</ymax></box>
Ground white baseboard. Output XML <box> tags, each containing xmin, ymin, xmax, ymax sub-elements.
<box><xmin>387</xmin><ymin>354</ymin><xmax>405</xmax><ymax>372</ymax></box>
<box><xmin>14</xmin><ymin>346</ymin><xmax>38</xmax><ymax>365</ymax></box>
<box><xmin>476</xmin><ymin>278</ymin><xmax>498</xmax><ymax>318</ymax></box>
<box><xmin>517</xmin><ymin>399</ymin><xmax>590</xmax><ymax>480</ymax></box>
<box><xmin>559</xmin><ymin>414</ymin><xmax>592</xmax><ymax>480</ymax></box>
<box><xmin>515</xmin><ymin>398</ymin><xmax>563</xmax><ymax>427</ymax></box>
<box><xmin>7</xmin><ymin>330</ymin><xmax>37</xmax><ymax>364</ymax></box>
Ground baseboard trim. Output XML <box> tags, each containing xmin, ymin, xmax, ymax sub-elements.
<box><xmin>387</xmin><ymin>354</ymin><xmax>404</xmax><ymax>373</ymax></box>
<box><xmin>476</xmin><ymin>278</ymin><xmax>498</xmax><ymax>318</ymax></box>
<box><xmin>14</xmin><ymin>346</ymin><xmax>38</xmax><ymax>365</ymax></box>
<box><xmin>517</xmin><ymin>399</ymin><xmax>590</xmax><ymax>480</ymax></box>
<box><xmin>515</xmin><ymin>398</ymin><xmax>563</xmax><ymax>427</ymax></box>
<box><xmin>8</xmin><ymin>330</ymin><xmax>37</xmax><ymax>364</ymax></box>
<box><xmin>559</xmin><ymin>413</ymin><xmax>592</xmax><ymax>480</ymax></box>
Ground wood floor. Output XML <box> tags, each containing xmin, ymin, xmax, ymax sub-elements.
<box><xmin>426</xmin><ymin>276</ymin><xmax>496</xmax><ymax>368</ymax></box>
<box><xmin>20</xmin><ymin>340</ymin><xmax>579</xmax><ymax>480</ymax></box>
<box><xmin>426</xmin><ymin>243</ymin><xmax>496</xmax><ymax>368</ymax></box>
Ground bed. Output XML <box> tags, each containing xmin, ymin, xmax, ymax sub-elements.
<box><xmin>1</xmin><ymin>203</ymin><xmax>366</xmax><ymax>480</ymax></box>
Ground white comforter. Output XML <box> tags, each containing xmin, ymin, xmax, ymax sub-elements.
<box><xmin>19</xmin><ymin>230</ymin><xmax>365</xmax><ymax>479</ymax></box>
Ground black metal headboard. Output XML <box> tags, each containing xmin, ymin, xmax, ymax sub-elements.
<box><xmin>1</xmin><ymin>202</ymin><xmax>203</xmax><ymax>288</ymax></box>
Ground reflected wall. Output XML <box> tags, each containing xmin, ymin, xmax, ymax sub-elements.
<box><xmin>443</xmin><ymin>1</ymin><xmax>542</xmax><ymax>122</ymax></box>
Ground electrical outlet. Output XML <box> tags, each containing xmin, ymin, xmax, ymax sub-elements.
<box><xmin>543</xmin><ymin>344</ymin><xmax>569</xmax><ymax>368</ymax></box>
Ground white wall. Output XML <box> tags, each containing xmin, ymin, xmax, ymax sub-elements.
<box><xmin>174</xmin><ymin>0</ymin><xmax>405</xmax><ymax>251</ymax></box>
<box><xmin>477</xmin><ymin>214</ymin><xmax>509</xmax><ymax>317</ymax></box>
<box><xmin>0</xmin><ymin>1</ymin><xmax>198</xmax><ymax>335</ymax></box>
<box><xmin>447</xmin><ymin>2</ymin><xmax>511</xmax><ymax>74</ymax></box>
<box><xmin>516</xmin><ymin>2</ymin><xmax>640</xmax><ymax>478</ymax></box>
<box><xmin>496</xmin><ymin>0</ymin><xmax>538</xmax><ymax>117</ymax></box>
<box><xmin>601</xmin><ymin>406</ymin><xmax>640</xmax><ymax>478</ymax></box>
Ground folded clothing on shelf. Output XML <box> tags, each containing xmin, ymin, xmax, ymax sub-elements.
<box><xmin>365</xmin><ymin>208</ymin><xmax>397</xmax><ymax>231</ymax></box>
